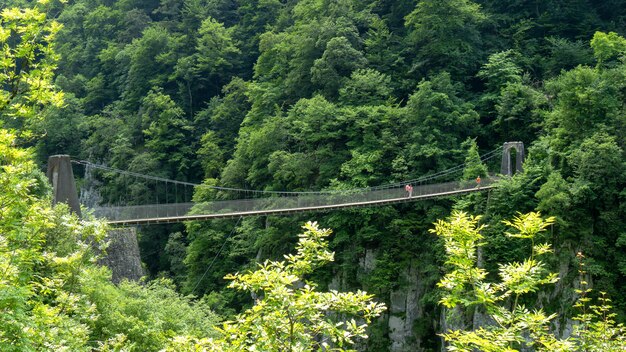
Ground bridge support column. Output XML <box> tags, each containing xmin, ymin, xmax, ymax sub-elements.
<box><xmin>501</xmin><ymin>142</ymin><xmax>525</xmax><ymax>176</ymax></box>
<box><xmin>47</xmin><ymin>155</ymin><xmax>81</xmax><ymax>216</ymax></box>
<box><xmin>99</xmin><ymin>228</ymin><xmax>144</xmax><ymax>284</ymax></box>
<box><xmin>47</xmin><ymin>155</ymin><xmax>143</xmax><ymax>283</ymax></box>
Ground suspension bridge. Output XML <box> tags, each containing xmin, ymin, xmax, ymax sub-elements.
<box><xmin>47</xmin><ymin>142</ymin><xmax>524</xmax><ymax>226</ymax></box>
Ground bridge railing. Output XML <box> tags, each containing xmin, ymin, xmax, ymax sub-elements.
<box><xmin>92</xmin><ymin>177</ymin><xmax>496</xmax><ymax>223</ymax></box>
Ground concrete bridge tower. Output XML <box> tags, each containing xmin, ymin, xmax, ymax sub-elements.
<box><xmin>47</xmin><ymin>155</ymin><xmax>82</xmax><ymax>216</ymax></box>
<box><xmin>47</xmin><ymin>155</ymin><xmax>143</xmax><ymax>284</ymax></box>
<box><xmin>501</xmin><ymin>142</ymin><xmax>525</xmax><ymax>176</ymax></box>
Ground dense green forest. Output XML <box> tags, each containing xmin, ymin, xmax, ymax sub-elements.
<box><xmin>2</xmin><ymin>0</ymin><xmax>626</xmax><ymax>350</ymax></box>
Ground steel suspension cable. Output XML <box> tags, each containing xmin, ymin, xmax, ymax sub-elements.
<box><xmin>70</xmin><ymin>145</ymin><xmax>503</xmax><ymax>198</ymax></box>
<box><xmin>191</xmin><ymin>216</ymin><xmax>243</xmax><ymax>294</ymax></box>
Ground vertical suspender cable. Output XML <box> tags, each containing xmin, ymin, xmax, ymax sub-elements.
<box><xmin>191</xmin><ymin>216</ymin><xmax>243</xmax><ymax>294</ymax></box>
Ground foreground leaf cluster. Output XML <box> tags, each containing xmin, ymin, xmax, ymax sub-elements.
<box><xmin>168</xmin><ymin>221</ymin><xmax>386</xmax><ymax>352</ymax></box>
<box><xmin>0</xmin><ymin>3</ymin><xmax>65</xmax><ymax>124</ymax></box>
<box><xmin>434</xmin><ymin>211</ymin><xmax>626</xmax><ymax>351</ymax></box>
<box><xmin>0</xmin><ymin>129</ymin><xmax>221</xmax><ymax>351</ymax></box>
<box><xmin>1</xmin><ymin>7</ymin><xmax>219</xmax><ymax>350</ymax></box>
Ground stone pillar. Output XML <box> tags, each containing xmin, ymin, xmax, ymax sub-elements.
<box><xmin>46</xmin><ymin>156</ymin><xmax>143</xmax><ymax>283</ymax></box>
<box><xmin>47</xmin><ymin>155</ymin><xmax>81</xmax><ymax>216</ymax></box>
<box><xmin>99</xmin><ymin>227</ymin><xmax>145</xmax><ymax>284</ymax></box>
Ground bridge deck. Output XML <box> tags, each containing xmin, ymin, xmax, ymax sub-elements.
<box><xmin>104</xmin><ymin>184</ymin><xmax>493</xmax><ymax>226</ymax></box>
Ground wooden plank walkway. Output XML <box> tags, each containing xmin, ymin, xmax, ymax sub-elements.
<box><xmin>107</xmin><ymin>185</ymin><xmax>493</xmax><ymax>226</ymax></box>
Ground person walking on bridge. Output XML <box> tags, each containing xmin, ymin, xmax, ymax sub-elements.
<box><xmin>476</xmin><ymin>176</ymin><xmax>481</xmax><ymax>188</ymax></box>
<box><xmin>405</xmin><ymin>184</ymin><xmax>413</xmax><ymax>198</ymax></box>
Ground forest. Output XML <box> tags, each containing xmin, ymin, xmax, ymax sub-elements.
<box><xmin>1</xmin><ymin>0</ymin><xmax>626</xmax><ymax>350</ymax></box>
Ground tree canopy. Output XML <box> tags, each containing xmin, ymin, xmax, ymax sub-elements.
<box><xmin>4</xmin><ymin>0</ymin><xmax>626</xmax><ymax>350</ymax></box>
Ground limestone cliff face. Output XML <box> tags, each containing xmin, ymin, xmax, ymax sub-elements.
<box><xmin>78</xmin><ymin>162</ymin><xmax>102</xmax><ymax>209</ymax></box>
<box><xmin>98</xmin><ymin>228</ymin><xmax>144</xmax><ymax>284</ymax></box>
<box><xmin>331</xmin><ymin>244</ymin><xmax>583</xmax><ymax>351</ymax></box>
<box><xmin>331</xmin><ymin>249</ymin><xmax>439</xmax><ymax>351</ymax></box>
<box><xmin>388</xmin><ymin>260</ymin><xmax>429</xmax><ymax>351</ymax></box>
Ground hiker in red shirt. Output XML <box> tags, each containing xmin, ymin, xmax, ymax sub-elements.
<box><xmin>405</xmin><ymin>184</ymin><xmax>413</xmax><ymax>198</ymax></box>
<box><xmin>476</xmin><ymin>176</ymin><xmax>481</xmax><ymax>187</ymax></box>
